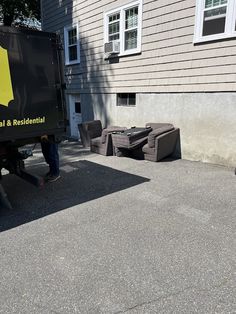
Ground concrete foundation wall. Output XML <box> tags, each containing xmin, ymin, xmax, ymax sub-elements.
<box><xmin>81</xmin><ymin>92</ymin><xmax>236</xmax><ymax>167</ymax></box>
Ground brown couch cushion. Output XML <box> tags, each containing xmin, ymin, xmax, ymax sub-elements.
<box><xmin>148</xmin><ymin>125</ymin><xmax>174</xmax><ymax>148</ymax></box>
<box><xmin>90</xmin><ymin>136</ymin><xmax>102</xmax><ymax>147</ymax></box>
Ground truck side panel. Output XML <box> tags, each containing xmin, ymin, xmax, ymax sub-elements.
<box><xmin>0</xmin><ymin>27</ymin><xmax>66</xmax><ymax>142</ymax></box>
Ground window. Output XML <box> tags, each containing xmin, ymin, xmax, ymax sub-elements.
<box><xmin>104</xmin><ymin>0</ymin><xmax>142</xmax><ymax>56</ymax></box>
<box><xmin>64</xmin><ymin>24</ymin><xmax>80</xmax><ymax>65</ymax></box>
<box><xmin>117</xmin><ymin>93</ymin><xmax>136</xmax><ymax>106</ymax></box>
<box><xmin>194</xmin><ymin>0</ymin><xmax>236</xmax><ymax>42</ymax></box>
<box><xmin>75</xmin><ymin>101</ymin><xmax>81</xmax><ymax>114</ymax></box>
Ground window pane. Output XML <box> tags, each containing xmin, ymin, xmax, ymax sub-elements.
<box><xmin>109</xmin><ymin>21</ymin><xmax>120</xmax><ymax>35</ymax></box>
<box><xmin>204</xmin><ymin>6</ymin><xmax>226</xmax><ymax>19</ymax></box>
<box><xmin>125</xmin><ymin>7</ymin><xmax>138</xmax><ymax>29</ymax></box>
<box><xmin>117</xmin><ymin>94</ymin><xmax>128</xmax><ymax>106</ymax></box>
<box><xmin>202</xmin><ymin>6</ymin><xmax>226</xmax><ymax>36</ymax></box>
<box><xmin>68</xmin><ymin>28</ymin><xmax>77</xmax><ymax>45</ymax></box>
<box><xmin>125</xmin><ymin>29</ymin><xmax>137</xmax><ymax>50</ymax></box>
<box><xmin>69</xmin><ymin>45</ymin><xmax>77</xmax><ymax>61</ymax></box>
<box><xmin>128</xmin><ymin>94</ymin><xmax>136</xmax><ymax>106</ymax></box>
<box><xmin>109</xmin><ymin>13</ymin><xmax>120</xmax><ymax>23</ymax></box>
<box><xmin>205</xmin><ymin>0</ymin><xmax>227</xmax><ymax>8</ymax></box>
<box><xmin>75</xmin><ymin>102</ymin><xmax>81</xmax><ymax>113</ymax></box>
<box><xmin>109</xmin><ymin>34</ymin><xmax>120</xmax><ymax>41</ymax></box>
<box><xmin>205</xmin><ymin>0</ymin><xmax>213</xmax><ymax>8</ymax></box>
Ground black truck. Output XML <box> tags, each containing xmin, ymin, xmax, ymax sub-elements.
<box><xmin>0</xmin><ymin>26</ymin><xmax>67</xmax><ymax>207</ymax></box>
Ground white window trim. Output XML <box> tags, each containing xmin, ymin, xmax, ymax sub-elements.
<box><xmin>64</xmin><ymin>24</ymin><xmax>80</xmax><ymax>65</ymax></box>
<box><xmin>194</xmin><ymin>0</ymin><xmax>236</xmax><ymax>43</ymax></box>
<box><xmin>104</xmin><ymin>0</ymin><xmax>143</xmax><ymax>57</ymax></box>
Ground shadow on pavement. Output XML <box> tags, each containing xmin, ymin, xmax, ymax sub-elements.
<box><xmin>0</xmin><ymin>160</ymin><xmax>150</xmax><ymax>232</ymax></box>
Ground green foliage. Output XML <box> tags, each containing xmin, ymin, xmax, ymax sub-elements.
<box><xmin>0</xmin><ymin>0</ymin><xmax>40</xmax><ymax>26</ymax></box>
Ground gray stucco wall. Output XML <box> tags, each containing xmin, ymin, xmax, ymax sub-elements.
<box><xmin>81</xmin><ymin>92</ymin><xmax>236</xmax><ymax>167</ymax></box>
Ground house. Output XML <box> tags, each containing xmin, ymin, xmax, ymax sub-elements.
<box><xmin>41</xmin><ymin>0</ymin><xmax>236</xmax><ymax>167</ymax></box>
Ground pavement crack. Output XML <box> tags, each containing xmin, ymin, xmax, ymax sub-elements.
<box><xmin>114</xmin><ymin>277</ymin><xmax>233</xmax><ymax>314</ymax></box>
<box><xmin>113</xmin><ymin>285</ymin><xmax>194</xmax><ymax>314</ymax></box>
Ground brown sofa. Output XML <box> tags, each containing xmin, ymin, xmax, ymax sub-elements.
<box><xmin>79</xmin><ymin>120</ymin><xmax>127</xmax><ymax>156</ymax></box>
<box><xmin>142</xmin><ymin>123</ymin><xmax>180</xmax><ymax>161</ymax></box>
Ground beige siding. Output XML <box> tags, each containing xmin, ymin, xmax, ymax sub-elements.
<box><xmin>42</xmin><ymin>0</ymin><xmax>236</xmax><ymax>93</ymax></box>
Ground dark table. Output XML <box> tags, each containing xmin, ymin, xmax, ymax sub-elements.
<box><xmin>112</xmin><ymin>127</ymin><xmax>152</xmax><ymax>158</ymax></box>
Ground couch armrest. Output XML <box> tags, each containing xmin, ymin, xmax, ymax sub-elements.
<box><xmin>155</xmin><ymin>128</ymin><xmax>180</xmax><ymax>161</ymax></box>
<box><xmin>146</xmin><ymin>122</ymin><xmax>173</xmax><ymax>130</ymax></box>
<box><xmin>148</xmin><ymin>125</ymin><xmax>174</xmax><ymax>148</ymax></box>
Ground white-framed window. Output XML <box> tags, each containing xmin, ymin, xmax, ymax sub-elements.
<box><xmin>104</xmin><ymin>0</ymin><xmax>143</xmax><ymax>56</ymax></box>
<box><xmin>194</xmin><ymin>0</ymin><xmax>236</xmax><ymax>43</ymax></box>
<box><xmin>64</xmin><ymin>24</ymin><xmax>80</xmax><ymax>65</ymax></box>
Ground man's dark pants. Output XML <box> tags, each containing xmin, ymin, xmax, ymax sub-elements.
<box><xmin>41</xmin><ymin>142</ymin><xmax>60</xmax><ymax>176</ymax></box>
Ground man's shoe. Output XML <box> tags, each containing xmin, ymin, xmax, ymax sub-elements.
<box><xmin>46</xmin><ymin>174</ymin><xmax>61</xmax><ymax>183</ymax></box>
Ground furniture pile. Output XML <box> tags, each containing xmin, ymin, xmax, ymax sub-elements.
<box><xmin>78</xmin><ymin>120</ymin><xmax>180</xmax><ymax>162</ymax></box>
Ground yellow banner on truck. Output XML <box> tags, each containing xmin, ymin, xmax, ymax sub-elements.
<box><xmin>0</xmin><ymin>46</ymin><xmax>14</xmax><ymax>107</ymax></box>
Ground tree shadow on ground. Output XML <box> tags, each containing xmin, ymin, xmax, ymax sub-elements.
<box><xmin>0</xmin><ymin>160</ymin><xmax>150</xmax><ymax>232</ymax></box>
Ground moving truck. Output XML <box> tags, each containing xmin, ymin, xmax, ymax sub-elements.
<box><xmin>0</xmin><ymin>26</ymin><xmax>66</xmax><ymax>207</ymax></box>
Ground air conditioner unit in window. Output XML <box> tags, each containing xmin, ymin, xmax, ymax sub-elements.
<box><xmin>104</xmin><ymin>41</ymin><xmax>120</xmax><ymax>54</ymax></box>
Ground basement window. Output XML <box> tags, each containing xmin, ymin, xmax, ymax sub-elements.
<box><xmin>117</xmin><ymin>93</ymin><xmax>136</xmax><ymax>106</ymax></box>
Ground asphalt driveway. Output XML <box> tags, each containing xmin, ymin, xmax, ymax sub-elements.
<box><xmin>0</xmin><ymin>141</ymin><xmax>235</xmax><ymax>313</ymax></box>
